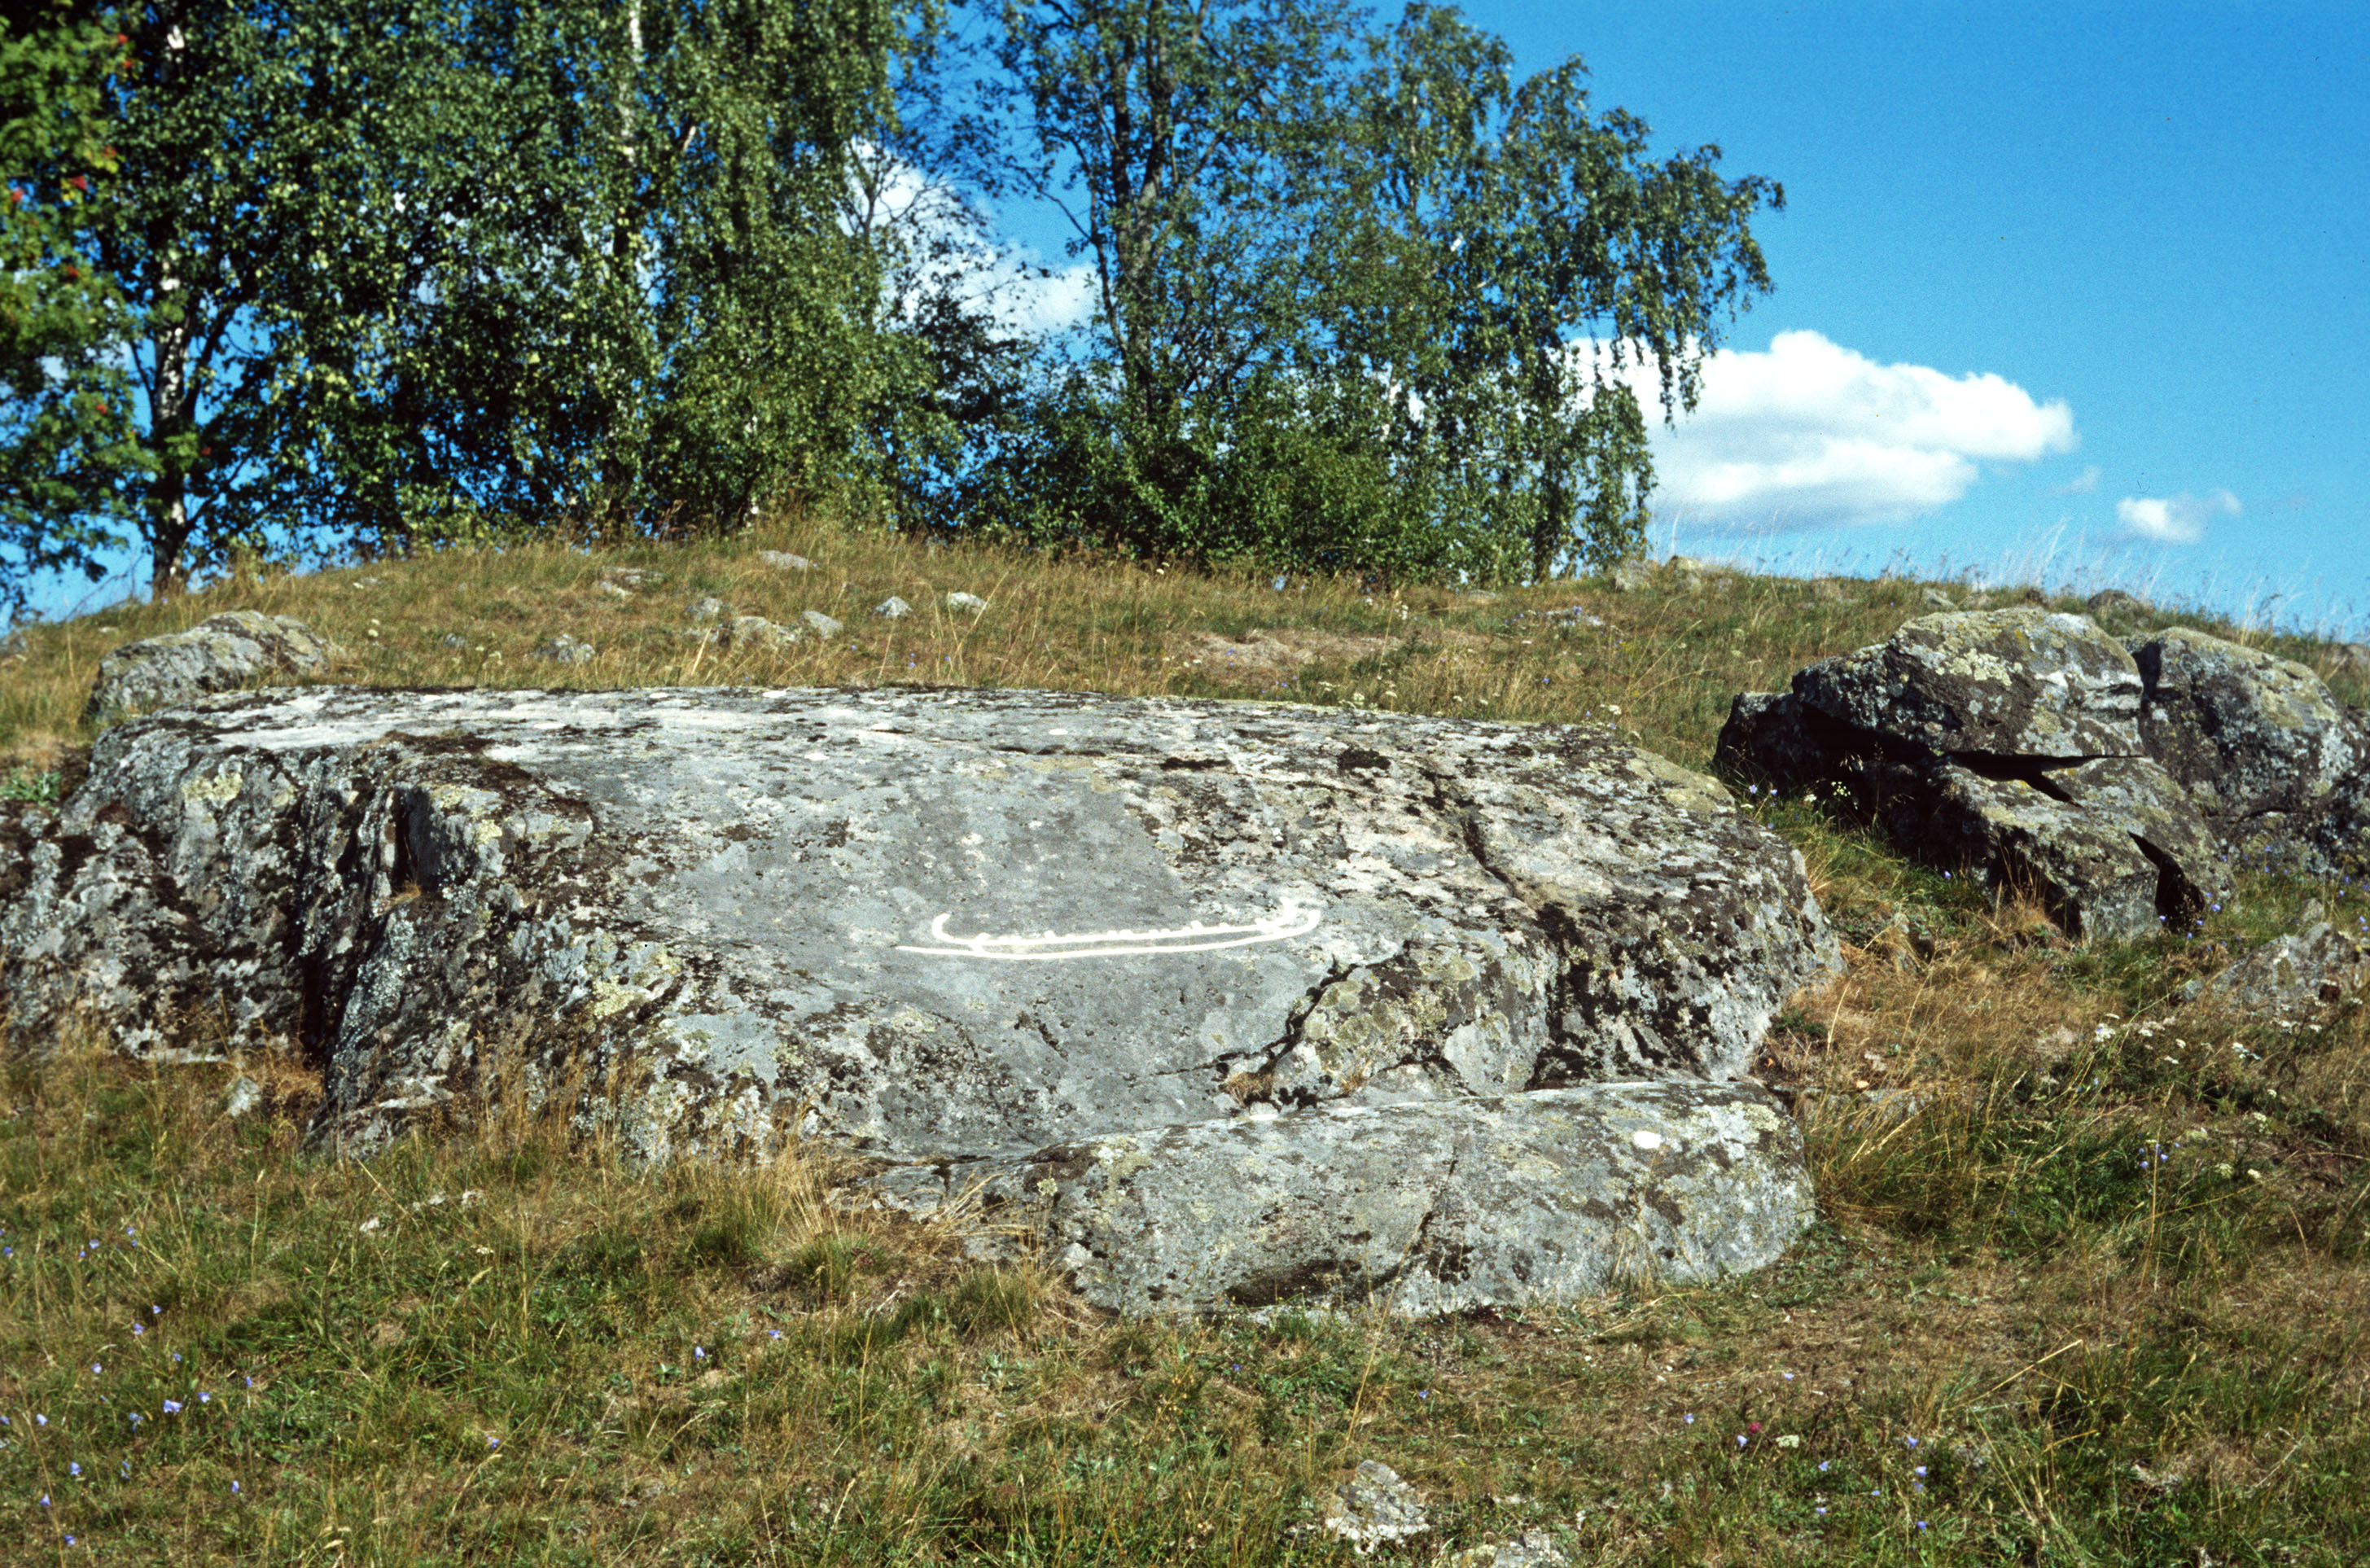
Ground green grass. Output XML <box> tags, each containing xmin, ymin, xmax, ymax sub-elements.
<box><xmin>2</xmin><ymin>515</ymin><xmax>2368</xmax><ymax>1562</ymax></box>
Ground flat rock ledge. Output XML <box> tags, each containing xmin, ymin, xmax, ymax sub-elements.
<box><xmin>875</xmin><ymin>1081</ymin><xmax>1812</xmax><ymax>1316</ymax></box>
<box><xmin>1</xmin><ymin>685</ymin><xmax>1835</xmax><ymax>1312</ymax></box>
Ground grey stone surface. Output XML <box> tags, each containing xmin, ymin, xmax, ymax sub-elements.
<box><xmin>945</xmin><ymin>592</ymin><xmax>989</xmax><ymax>614</ymax></box>
<box><xmin>722</xmin><ymin>615</ymin><xmax>799</xmax><ymax>653</ymax></box>
<box><xmin>1793</xmin><ymin>607</ymin><xmax>2144</xmax><ymax>760</ymax></box>
<box><xmin>874</xmin><ymin>597</ymin><xmax>911</xmax><ymax>620</ymax></box>
<box><xmin>224</xmin><ymin>1075</ymin><xmax>264</xmax><ymax>1118</ymax></box>
<box><xmin>532</xmin><ymin>635</ymin><xmax>595</xmax><ymax>666</ymax></box>
<box><xmin>2188</xmin><ymin>908</ymin><xmax>2368</xmax><ymax>1010</ymax></box>
<box><xmin>1873</xmin><ymin>756</ymin><xmax>2225</xmax><ymax>940</ymax></box>
<box><xmin>1324</xmin><ymin>1460</ymin><xmax>1430</xmax><ymax>1553</ymax></box>
<box><xmin>881</xmin><ymin>1081</ymin><xmax>1813</xmax><ymax>1315</ymax></box>
<box><xmin>2130</xmin><ymin>628</ymin><xmax>2364</xmax><ymax>873</ymax></box>
<box><xmin>2</xmin><ymin>685</ymin><xmax>1835</xmax><ymax>1310</ymax></box>
<box><xmin>596</xmin><ymin>580</ymin><xmax>634</xmax><ymax>600</ymax></box>
<box><xmin>757</xmin><ymin>552</ymin><xmax>813</xmax><ymax>572</ymax></box>
<box><xmin>1441</xmin><ymin>1531</ymin><xmax>1567</xmax><ymax>1568</ymax></box>
<box><xmin>687</xmin><ymin>597</ymin><xmax>726</xmax><ymax>624</ymax></box>
<box><xmin>1712</xmin><ymin>610</ymin><xmax>2327</xmax><ymax>939</ymax></box>
<box><xmin>799</xmin><ymin>610</ymin><xmax>843</xmax><ymax>640</ymax></box>
<box><xmin>83</xmin><ymin>611</ymin><xmax>348</xmax><ymax>725</ymax></box>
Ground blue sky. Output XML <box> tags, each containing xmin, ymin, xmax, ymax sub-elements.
<box><xmin>1449</xmin><ymin>0</ymin><xmax>2370</xmax><ymax>633</ymax></box>
<box><xmin>983</xmin><ymin>1</ymin><xmax>2369</xmax><ymax>632</ymax></box>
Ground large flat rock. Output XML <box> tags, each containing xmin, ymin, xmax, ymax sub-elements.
<box><xmin>2</xmin><ymin>684</ymin><xmax>1845</xmax><ymax>1311</ymax></box>
<box><xmin>3</xmin><ymin>685</ymin><xmax>1834</xmax><ymax>1163</ymax></box>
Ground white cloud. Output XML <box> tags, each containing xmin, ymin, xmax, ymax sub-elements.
<box><xmin>2053</xmin><ymin>465</ymin><xmax>2101</xmax><ymax>495</ymax></box>
<box><xmin>998</xmin><ymin>263</ymin><xmax>1099</xmax><ymax>337</ymax></box>
<box><xmin>2115</xmin><ymin>489</ymin><xmax>2240</xmax><ymax>545</ymax></box>
<box><xmin>844</xmin><ymin>143</ymin><xmax>1097</xmax><ymax>338</ymax></box>
<box><xmin>1587</xmin><ymin>330</ymin><xmax>2077</xmax><ymax>530</ymax></box>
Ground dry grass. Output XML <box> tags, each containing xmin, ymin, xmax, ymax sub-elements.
<box><xmin>2</xmin><ymin>511</ymin><xmax>2368</xmax><ymax>1563</ymax></box>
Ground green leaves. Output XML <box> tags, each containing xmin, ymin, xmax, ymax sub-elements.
<box><xmin>0</xmin><ymin>2</ymin><xmax>141</xmax><ymax>620</ymax></box>
<box><xmin>975</xmin><ymin>0</ymin><xmax>1781</xmax><ymax>584</ymax></box>
<box><xmin>2</xmin><ymin>0</ymin><xmax>935</xmax><ymax>607</ymax></box>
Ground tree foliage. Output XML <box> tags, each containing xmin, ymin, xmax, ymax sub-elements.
<box><xmin>0</xmin><ymin>0</ymin><xmax>1779</xmax><ymax>611</ymax></box>
<box><xmin>0</xmin><ymin>0</ymin><xmax>138</xmax><ymax>621</ymax></box>
<box><xmin>969</xmin><ymin>0</ymin><xmax>1781</xmax><ymax>582</ymax></box>
<box><xmin>2</xmin><ymin>0</ymin><xmax>933</xmax><ymax>605</ymax></box>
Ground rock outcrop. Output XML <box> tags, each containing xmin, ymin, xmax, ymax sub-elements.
<box><xmin>2</xmin><ymin>685</ymin><xmax>1837</xmax><ymax>1312</ymax></box>
<box><xmin>2129</xmin><ymin>628</ymin><xmax>2368</xmax><ymax>875</ymax></box>
<box><xmin>1719</xmin><ymin>608</ymin><xmax>2370</xmax><ymax>939</ymax></box>
<box><xmin>84</xmin><ymin>611</ymin><xmax>347</xmax><ymax>725</ymax></box>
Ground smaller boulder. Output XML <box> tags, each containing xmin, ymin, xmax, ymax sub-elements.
<box><xmin>757</xmin><ymin>551</ymin><xmax>814</xmax><ymax>572</ymax></box>
<box><xmin>2086</xmin><ymin>588</ymin><xmax>2148</xmax><ymax>619</ymax></box>
<box><xmin>725</xmin><ymin>615</ymin><xmax>800</xmax><ymax>652</ymax></box>
<box><xmin>602</xmin><ymin>567</ymin><xmax>665</xmax><ymax>589</ymax></box>
<box><xmin>223</xmin><ymin>1075</ymin><xmax>265</xmax><ymax>1118</ymax></box>
<box><xmin>800</xmin><ymin>610</ymin><xmax>843</xmax><ymax>640</ymax></box>
<box><xmin>1874</xmin><ymin>755</ymin><xmax>2227</xmax><ymax>940</ymax></box>
<box><xmin>84</xmin><ymin>611</ymin><xmax>347</xmax><ymax>724</ymax></box>
<box><xmin>2130</xmin><ymin>627</ymin><xmax>2359</xmax><ymax>821</ymax></box>
<box><xmin>1921</xmin><ymin>588</ymin><xmax>1957</xmax><ymax>609</ymax></box>
<box><xmin>596</xmin><ymin>580</ymin><xmax>633</xmax><ymax>600</ymax></box>
<box><xmin>532</xmin><ymin>634</ymin><xmax>595</xmax><ymax>666</ymax></box>
<box><xmin>1794</xmin><ymin>607</ymin><xmax>2145</xmax><ymax>760</ymax></box>
<box><xmin>686</xmin><ymin>597</ymin><xmax>726</xmax><ymax>624</ymax></box>
<box><xmin>439</xmin><ymin>633</ymin><xmax>468</xmax><ymax>650</ymax></box>
<box><xmin>944</xmin><ymin>591</ymin><xmax>988</xmax><ymax>613</ymax></box>
<box><xmin>2189</xmin><ymin>908</ymin><xmax>2368</xmax><ymax>1010</ymax></box>
<box><xmin>873</xmin><ymin>596</ymin><xmax>911</xmax><ymax>620</ymax></box>
<box><xmin>1323</xmin><ymin>1461</ymin><xmax>1429</xmax><ymax>1554</ymax></box>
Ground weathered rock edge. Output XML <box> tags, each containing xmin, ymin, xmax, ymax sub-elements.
<box><xmin>874</xmin><ymin>1080</ymin><xmax>1813</xmax><ymax>1316</ymax></box>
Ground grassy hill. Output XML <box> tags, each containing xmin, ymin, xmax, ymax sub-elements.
<box><xmin>3</xmin><ymin>516</ymin><xmax>2367</xmax><ymax>1565</ymax></box>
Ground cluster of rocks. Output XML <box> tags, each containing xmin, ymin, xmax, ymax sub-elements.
<box><xmin>73</xmin><ymin>558</ymin><xmax>1002</xmax><ymax>725</ymax></box>
<box><xmin>4</xmin><ymin>683</ymin><xmax>1837</xmax><ymax>1315</ymax></box>
<box><xmin>1718</xmin><ymin>607</ymin><xmax>2370</xmax><ymax>942</ymax></box>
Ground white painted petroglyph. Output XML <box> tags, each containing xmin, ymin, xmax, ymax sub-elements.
<box><xmin>898</xmin><ymin>899</ymin><xmax>1321</xmax><ymax>960</ymax></box>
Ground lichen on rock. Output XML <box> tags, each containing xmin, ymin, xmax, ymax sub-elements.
<box><xmin>3</xmin><ymin>684</ymin><xmax>1839</xmax><ymax>1312</ymax></box>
